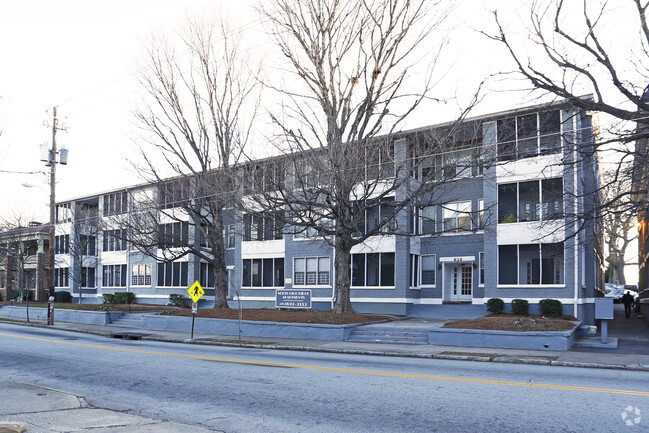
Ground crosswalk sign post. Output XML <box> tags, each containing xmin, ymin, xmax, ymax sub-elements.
<box><xmin>187</xmin><ymin>281</ymin><xmax>204</xmax><ymax>339</ymax></box>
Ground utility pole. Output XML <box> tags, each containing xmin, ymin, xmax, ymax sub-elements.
<box><xmin>44</xmin><ymin>106</ymin><xmax>68</xmax><ymax>326</ymax></box>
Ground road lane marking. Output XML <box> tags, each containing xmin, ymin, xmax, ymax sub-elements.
<box><xmin>2</xmin><ymin>330</ymin><xmax>648</xmax><ymax>397</ymax></box>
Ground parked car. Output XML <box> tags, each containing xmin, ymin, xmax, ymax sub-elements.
<box><xmin>606</xmin><ymin>289</ymin><xmax>639</xmax><ymax>304</ymax></box>
<box><xmin>604</xmin><ymin>283</ymin><xmax>617</xmax><ymax>294</ymax></box>
<box><xmin>605</xmin><ymin>289</ymin><xmax>624</xmax><ymax>303</ymax></box>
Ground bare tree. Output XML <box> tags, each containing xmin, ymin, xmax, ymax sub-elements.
<box><xmin>487</xmin><ymin>0</ymin><xmax>649</xmax><ymax>212</ymax></box>
<box><xmin>601</xmin><ymin>168</ymin><xmax>637</xmax><ymax>285</ymax></box>
<box><xmin>245</xmin><ymin>0</ymin><xmax>480</xmax><ymax>313</ymax></box>
<box><xmin>127</xmin><ymin>15</ymin><xmax>259</xmax><ymax>309</ymax></box>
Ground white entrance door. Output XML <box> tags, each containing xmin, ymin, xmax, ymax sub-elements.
<box><xmin>450</xmin><ymin>265</ymin><xmax>473</xmax><ymax>302</ymax></box>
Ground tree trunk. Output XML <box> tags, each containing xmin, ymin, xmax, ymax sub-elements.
<box><xmin>212</xmin><ymin>258</ymin><xmax>229</xmax><ymax>309</ymax></box>
<box><xmin>333</xmin><ymin>235</ymin><xmax>354</xmax><ymax>313</ymax></box>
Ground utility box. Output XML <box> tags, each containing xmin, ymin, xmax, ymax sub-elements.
<box><xmin>595</xmin><ymin>297</ymin><xmax>614</xmax><ymax>320</ymax></box>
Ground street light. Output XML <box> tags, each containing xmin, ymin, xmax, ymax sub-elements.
<box><xmin>41</xmin><ymin>106</ymin><xmax>68</xmax><ymax>326</ymax></box>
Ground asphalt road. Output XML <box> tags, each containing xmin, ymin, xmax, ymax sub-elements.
<box><xmin>1</xmin><ymin>322</ymin><xmax>648</xmax><ymax>433</ymax></box>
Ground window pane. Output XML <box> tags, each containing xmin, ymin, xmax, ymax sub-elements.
<box><xmin>263</xmin><ymin>258</ymin><xmax>274</xmax><ymax>287</ymax></box>
<box><xmin>172</xmin><ymin>262</ymin><xmax>180</xmax><ymax>286</ymax></box>
<box><xmin>252</xmin><ymin>259</ymin><xmax>262</xmax><ymax>287</ymax></box>
<box><xmin>497</xmin><ymin>118</ymin><xmax>516</xmax><ymax>161</ymax></box>
<box><xmin>542</xmin><ymin>243</ymin><xmax>564</xmax><ymax>284</ymax></box>
<box><xmin>421</xmin><ymin>255</ymin><xmax>435</xmax><ymax>285</ymax></box>
<box><xmin>318</xmin><ymin>257</ymin><xmax>330</xmax><ymax>286</ymax></box>
<box><xmin>479</xmin><ymin>252</ymin><xmax>485</xmax><ymax>285</ymax></box>
<box><xmin>498</xmin><ymin>184</ymin><xmax>517</xmax><ymax>223</ymax></box>
<box><xmin>380</xmin><ymin>253</ymin><xmax>395</xmax><ymax>286</ymax></box>
<box><xmin>366</xmin><ymin>205</ymin><xmax>379</xmax><ymax>233</ymax></box>
<box><xmin>421</xmin><ymin>206</ymin><xmax>435</xmax><ymax>234</ymax></box>
<box><xmin>519</xmin><ymin>181</ymin><xmax>540</xmax><ymax>222</ymax></box>
<box><xmin>181</xmin><ymin>262</ymin><xmax>188</xmax><ymax>287</ymax></box>
<box><xmin>498</xmin><ymin>245</ymin><xmax>518</xmax><ymax>284</ymax></box>
<box><xmin>519</xmin><ymin>244</ymin><xmax>540</xmax><ymax>284</ymax></box>
<box><xmin>351</xmin><ymin>254</ymin><xmax>365</xmax><ymax>286</ymax></box>
<box><xmin>539</xmin><ymin>110</ymin><xmax>561</xmax><ymax>155</ymax></box>
<box><xmin>366</xmin><ymin>253</ymin><xmax>379</xmax><ymax>286</ymax></box>
<box><xmin>294</xmin><ymin>258</ymin><xmax>305</xmax><ymax>285</ymax></box>
<box><xmin>274</xmin><ymin>258</ymin><xmax>284</xmax><ymax>287</ymax></box>
<box><xmin>242</xmin><ymin>259</ymin><xmax>251</xmax><ymax>287</ymax></box>
<box><xmin>517</xmin><ymin>114</ymin><xmax>538</xmax><ymax>158</ymax></box>
<box><xmin>542</xmin><ymin>178</ymin><xmax>563</xmax><ymax>220</ymax></box>
<box><xmin>306</xmin><ymin>257</ymin><xmax>317</xmax><ymax>284</ymax></box>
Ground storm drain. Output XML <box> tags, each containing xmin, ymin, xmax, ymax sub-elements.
<box><xmin>110</xmin><ymin>332</ymin><xmax>150</xmax><ymax>340</ymax></box>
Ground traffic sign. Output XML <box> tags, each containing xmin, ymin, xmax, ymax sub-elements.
<box><xmin>191</xmin><ymin>302</ymin><xmax>198</xmax><ymax>314</ymax></box>
<box><xmin>187</xmin><ymin>281</ymin><xmax>205</xmax><ymax>303</ymax></box>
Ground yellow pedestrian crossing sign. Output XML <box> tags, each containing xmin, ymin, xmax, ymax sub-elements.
<box><xmin>187</xmin><ymin>281</ymin><xmax>204</xmax><ymax>303</ymax></box>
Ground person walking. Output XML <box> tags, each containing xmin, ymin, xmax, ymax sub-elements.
<box><xmin>621</xmin><ymin>291</ymin><xmax>635</xmax><ymax>318</ymax></box>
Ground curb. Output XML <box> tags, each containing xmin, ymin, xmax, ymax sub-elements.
<box><xmin>2</xmin><ymin>319</ymin><xmax>648</xmax><ymax>372</ymax></box>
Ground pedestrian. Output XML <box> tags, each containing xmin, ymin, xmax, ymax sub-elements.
<box><xmin>621</xmin><ymin>291</ymin><xmax>635</xmax><ymax>318</ymax></box>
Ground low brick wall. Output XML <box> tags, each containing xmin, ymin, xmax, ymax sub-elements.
<box><xmin>427</xmin><ymin>322</ymin><xmax>580</xmax><ymax>351</ymax></box>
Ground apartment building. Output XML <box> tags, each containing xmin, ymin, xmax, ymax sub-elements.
<box><xmin>53</xmin><ymin>100</ymin><xmax>603</xmax><ymax>324</ymax></box>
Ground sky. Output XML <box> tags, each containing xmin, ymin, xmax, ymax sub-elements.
<box><xmin>0</xmin><ymin>0</ymin><xmax>642</xmax><ymax>282</ymax></box>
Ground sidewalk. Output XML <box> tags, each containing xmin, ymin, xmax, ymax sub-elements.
<box><xmin>2</xmin><ymin>307</ymin><xmax>648</xmax><ymax>371</ymax></box>
<box><xmin>0</xmin><ymin>381</ymin><xmax>220</xmax><ymax>433</ymax></box>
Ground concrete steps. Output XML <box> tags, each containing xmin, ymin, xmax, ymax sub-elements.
<box><xmin>108</xmin><ymin>313</ymin><xmax>144</xmax><ymax>328</ymax></box>
<box><xmin>346</xmin><ymin>327</ymin><xmax>429</xmax><ymax>345</ymax></box>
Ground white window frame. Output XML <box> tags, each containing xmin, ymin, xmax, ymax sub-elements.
<box><xmin>442</xmin><ymin>201</ymin><xmax>472</xmax><ymax>232</ymax></box>
<box><xmin>293</xmin><ymin>256</ymin><xmax>331</xmax><ymax>287</ymax></box>
<box><xmin>131</xmin><ymin>264</ymin><xmax>152</xmax><ymax>286</ymax></box>
<box><xmin>420</xmin><ymin>254</ymin><xmax>436</xmax><ymax>287</ymax></box>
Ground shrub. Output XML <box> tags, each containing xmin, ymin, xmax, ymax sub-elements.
<box><xmin>486</xmin><ymin>298</ymin><xmax>505</xmax><ymax>314</ymax></box>
<box><xmin>55</xmin><ymin>291</ymin><xmax>72</xmax><ymax>303</ymax></box>
<box><xmin>169</xmin><ymin>294</ymin><xmax>191</xmax><ymax>307</ymax></box>
<box><xmin>102</xmin><ymin>294</ymin><xmax>116</xmax><ymax>304</ymax></box>
<box><xmin>511</xmin><ymin>299</ymin><xmax>529</xmax><ymax>316</ymax></box>
<box><xmin>113</xmin><ymin>292</ymin><xmax>135</xmax><ymax>304</ymax></box>
<box><xmin>10</xmin><ymin>290</ymin><xmax>21</xmax><ymax>301</ymax></box>
<box><xmin>539</xmin><ymin>299</ymin><xmax>563</xmax><ymax>317</ymax></box>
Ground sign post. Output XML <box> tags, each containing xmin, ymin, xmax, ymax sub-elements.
<box><xmin>187</xmin><ymin>281</ymin><xmax>205</xmax><ymax>339</ymax></box>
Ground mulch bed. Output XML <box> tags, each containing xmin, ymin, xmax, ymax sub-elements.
<box><xmin>163</xmin><ymin>308</ymin><xmax>396</xmax><ymax>325</ymax></box>
<box><xmin>443</xmin><ymin>314</ymin><xmax>577</xmax><ymax>332</ymax></box>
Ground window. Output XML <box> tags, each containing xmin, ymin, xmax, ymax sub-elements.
<box><xmin>79</xmin><ymin>235</ymin><xmax>96</xmax><ymax>256</ymax></box>
<box><xmin>498</xmin><ymin>178</ymin><xmax>563</xmax><ymax>224</ymax></box>
<box><xmin>244</xmin><ymin>213</ymin><xmax>282</xmax><ymax>241</ymax></box>
<box><xmin>361</xmin><ymin>198</ymin><xmax>396</xmax><ymax>235</ymax></box>
<box><xmin>350</xmin><ymin>253</ymin><xmax>395</xmax><ymax>287</ymax></box>
<box><xmin>542</xmin><ymin>178</ymin><xmax>563</xmax><ymax>220</ymax></box>
<box><xmin>442</xmin><ymin>201</ymin><xmax>471</xmax><ymax>232</ymax></box>
<box><xmin>200</xmin><ymin>262</ymin><xmax>215</xmax><ymax>288</ymax></box>
<box><xmin>227</xmin><ymin>224</ymin><xmax>236</xmax><ymax>248</ymax></box>
<box><xmin>366</xmin><ymin>140</ymin><xmax>394</xmax><ymax>180</ymax></box>
<box><xmin>410</xmin><ymin>254</ymin><xmax>419</xmax><ymax>288</ymax></box>
<box><xmin>157</xmin><ymin>222</ymin><xmax>189</xmax><ymax>248</ymax></box>
<box><xmin>294</xmin><ymin>257</ymin><xmax>330</xmax><ymax>286</ymax></box>
<box><xmin>102</xmin><ymin>264</ymin><xmax>127</xmax><ymax>287</ymax></box>
<box><xmin>475</xmin><ymin>199</ymin><xmax>485</xmax><ymax>229</ymax></box>
<box><xmin>246</xmin><ymin>161</ymin><xmax>286</xmax><ymax>193</ymax></box>
<box><xmin>103</xmin><ymin>229</ymin><xmax>127</xmax><ymax>251</ymax></box>
<box><xmin>442</xmin><ymin>148</ymin><xmax>472</xmax><ymax>179</ymax></box>
<box><xmin>421</xmin><ymin>255</ymin><xmax>436</xmax><ymax>286</ymax></box>
<box><xmin>54</xmin><ymin>268</ymin><xmax>69</xmax><ymax>287</ymax></box>
<box><xmin>496</xmin><ymin>110</ymin><xmax>561</xmax><ymax>161</ymax></box>
<box><xmin>417</xmin><ymin>205</ymin><xmax>436</xmax><ymax>235</ymax></box>
<box><xmin>158</xmin><ymin>180</ymin><xmax>190</xmax><ymax>210</ymax></box>
<box><xmin>54</xmin><ymin>235</ymin><xmax>69</xmax><ymax>254</ymax></box>
<box><xmin>56</xmin><ymin>203</ymin><xmax>72</xmax><ymax>223</ymax></box>
<box><xmin>81</xmin><ymin>267</ymin><xmax>95</xmax><ymax>288</ymax></box>
<box><xmin>157</xmin><ymin>261</ymin><xmax>188</xmax><ymax>287</ymax></box>
<box><xmin>103</xmin><ymin>191</ymin><xmax>128</xmax><ymax>216</ymax></box>
<box><xmin>131</xmin><ymin>264</ymin><xmax>152</xmax><ymax>286</ymax></box>
<box><xmin>242</xmin><ymin>258</ymin><xmax>284</xmax><ymax>287</ymax></box>
<box><xmin>479</xmin><ymin>252</ymin><xmax>485</xmax><ymax>286</ymax></box>
<box><xmin>498</xmin><ymin>243</ymin><xmax>564</xmax><ymax>285</ymax></box>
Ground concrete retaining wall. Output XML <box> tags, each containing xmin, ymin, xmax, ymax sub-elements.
<box><xmin>0</xmin><ymin>306</ymin><xmax>118</xmax><ymax>325</ymax></box>
<box><xmin>427</xmin><ymin>322</ymin><xmax>580</xmax><ymax>351</ymax></box>
<box><xmin>141</xmin><ymin>314</ymin><xmax>355</xmax><ymax>340</ymax></box>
